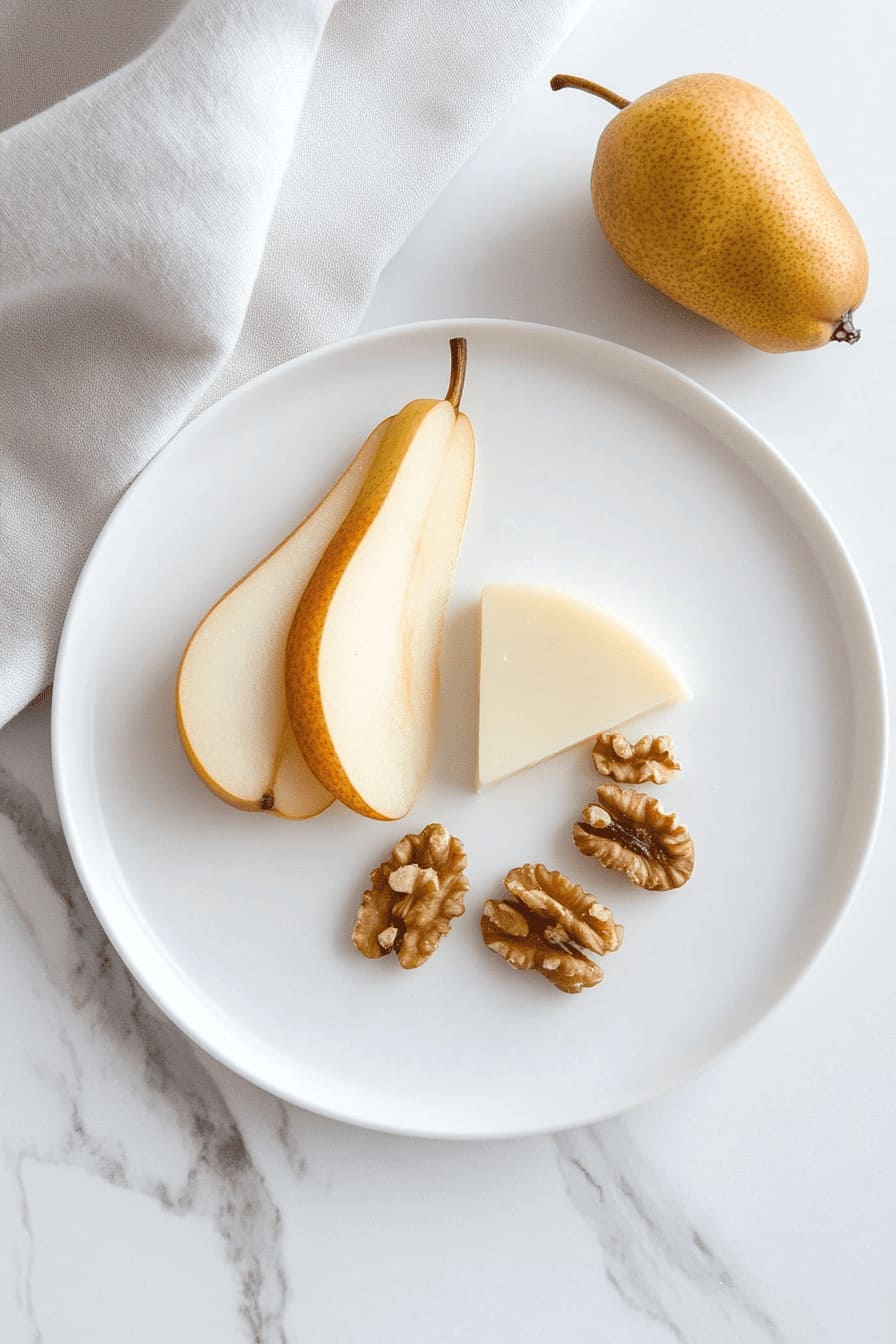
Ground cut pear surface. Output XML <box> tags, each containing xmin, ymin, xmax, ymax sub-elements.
<box><xmin>176</xmin><ymin>421</ymin><xmax>388</xmax><ymax>817</ymax></box>
<box><xmin>477</xmin><ymin>584</ymin><xmax>689</xmax><ymax>787</ymax></box>
<box><xmin>285</xmin><ymin>339</ymin><xmax>475</xmax><ymax>821</ymax></box>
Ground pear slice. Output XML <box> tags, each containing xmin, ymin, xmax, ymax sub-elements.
<box><xmin>176</xmin><ymin>419</ymin><xmax>389</xmax><ymax>817</ymax></box>
<box><xmin>477</xmin><ymin>585</ymin><xmax>689</xmax><ymax>787</ymax></box>
<box><xmin>285</xmin><ymin>339</ymin><xmax>475</xmax><ymax>821</ymax></box>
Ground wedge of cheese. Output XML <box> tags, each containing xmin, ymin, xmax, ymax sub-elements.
<box><xmin>477</xmin><ymin>584</ymin><xmax>689</xmax><ymax>787</ymax></box>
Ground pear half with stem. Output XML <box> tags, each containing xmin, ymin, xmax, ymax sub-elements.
<box><xmin>285</xmin><ymin>338</ymin><xmax>475</xmax><ymax>821</ymax></box>
<box><xmin>176</xmin><ymin>422</ymin><xmax>388</xmax><ymax>817</ymax></box>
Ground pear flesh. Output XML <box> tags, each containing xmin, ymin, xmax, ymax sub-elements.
<box><xmin>176</xmin><ymin>422</ymin><xmax>387</xmax><ymax>817</ymax></box>
<box><xmin>553</xmin><ymin>72</ymin><xmax>868</xmax><ymax>352</ymax></box>
<box><xmin>285</xmin><ymin>347</ymin><xmax>475</xmax><ymax>821</ymax></box>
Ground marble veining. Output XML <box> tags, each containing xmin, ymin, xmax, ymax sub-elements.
<box><xmin>0</xmin><ymin>764</ymin><xmax>291</xmax><ymax>1343</ymax></box>
<box><xmin>554</xmin><ymin>1125</ymin><xmax>817</xmax><ymax>1344</ymax></box>
<box><xmin>9</xmin><ymin>1146</ymin><xmax>39</xmax><ymax>1342</ymax></box>
<box><xmin>0</xmin><ymin>732</ymin><xmax>880</xmax><ymax>1343</ymax></box>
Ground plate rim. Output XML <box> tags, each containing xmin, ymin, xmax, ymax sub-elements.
<box><xmin>51</xmin><ymin>317</ymin><xmax>889</xmax><ymax>1139</ymax></box>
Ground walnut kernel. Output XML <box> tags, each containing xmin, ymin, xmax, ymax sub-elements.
<box><xmin>573</xmin><ymin>784</ymin><xmax>694</xmax><ymax>890</ymax></box>
<box><xmin>592</xmin><ymin>731</ymin><xmax>680</xmax><ymax>785</ymax></box>
<box><xmin>481</xmin><ymin>864</ymin><xmax>622</xmax><ymax>994</ymax></box>
<box><xmin>352</xmin><ymin>823</ymin><xmax>468</xmax><ymax>969</ymax></box>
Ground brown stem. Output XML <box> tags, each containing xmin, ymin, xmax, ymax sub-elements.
<box><xmin>830</xmin><ymin>311</ymin><xmax>861</xmax><ymax>345</ymax></box>
<box><xmin>445</xmin><ymin>337</ymin><xmax>467</xmax><ymax>408</ymax></box>
<box><xmin>550</xmin><ymin>73</ymin><xmax>630</xmax><ymax>109</ymax></box>
<box><xmin>259</xmin><ymin>718</ymin><xmax>292</xmax><ymax>811</ymax></box>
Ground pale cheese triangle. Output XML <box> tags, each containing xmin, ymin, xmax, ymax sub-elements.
<box><xmin>477</xmin><ymin>584</ymin><xmax>689</xmax><ymax>787</ymax></box>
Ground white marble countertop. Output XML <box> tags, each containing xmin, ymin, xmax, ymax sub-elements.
<box><xmin>2</xmin><ymin>2</ymin><xmax>894</xmax><ymax>1340</ymax></box>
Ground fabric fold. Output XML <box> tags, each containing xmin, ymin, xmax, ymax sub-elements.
<box><xmin>0</xmin><ymin>0</ymin><xmax>587</xmax><ymax>724</ymax></box>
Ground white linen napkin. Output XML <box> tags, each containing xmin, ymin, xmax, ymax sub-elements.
<box><xmin>0</xmin><ymin>0</ymin><xmax>587</xmax><ymax>726</ymax></box>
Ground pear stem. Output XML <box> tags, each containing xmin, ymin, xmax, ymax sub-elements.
<box><xmin>831</xmin><ymin>311</ymin><xmax>861</xmax><ymax>345</ymax></box>
<box><xmin>445</xmin><ymin>337</ymin><xmax>467</xmax><ymax>408</ymax></box>
<box><xmin>550</xmin><ymin>73</ymin><xmax>630</xmax><ymax>109</ymax></box>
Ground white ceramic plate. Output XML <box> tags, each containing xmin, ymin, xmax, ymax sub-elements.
<box><xmin>53</xmin><ymin>319</ymin><xmax>886</xmax><ymax>1138</ymax></box>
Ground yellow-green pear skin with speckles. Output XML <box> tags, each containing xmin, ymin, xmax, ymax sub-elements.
<box><xmin>551</xmin><ymin>73</ymin><xmax>868</xmax><ymax>352</ymax></box>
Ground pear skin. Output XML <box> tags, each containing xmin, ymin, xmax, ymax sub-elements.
<box><xmin>285</xmin><ymin>340</ymin><xmax>475</xmax><ymax>821</ymax></box>
<box><xmin>176</xmin><ymin>421</ymin><xmax>390</xmax><ymax>818</ymax></box>
<box><xmin>552</xmin><ymin>73</ymin><xmax>868</xmax><ymax>352</ymax></box>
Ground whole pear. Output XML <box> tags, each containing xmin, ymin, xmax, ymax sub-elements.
<box><xmin>551</xmin><ymin>73</ymin><xmax>868</xmax><ymax>352</ymax></box>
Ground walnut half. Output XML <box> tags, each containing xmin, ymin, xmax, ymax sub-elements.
<box><xmin>353</xmin><ymin>823</ymin><xmax>469</xmax><ymax>969</ymax></box>
<box><xmin>592</xmin><ymin>731</ymin><xmax>680</xmax><ymax>785</ymax></box>
<box><xmin>573</xmin><ymin>784</ymin><xmax>694</xmax><ymax>891</ymax></box>
<box><xmin>481</xmin><ymin>864</ymin><xmax>623</xmax><ymax>994</ymax></box>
